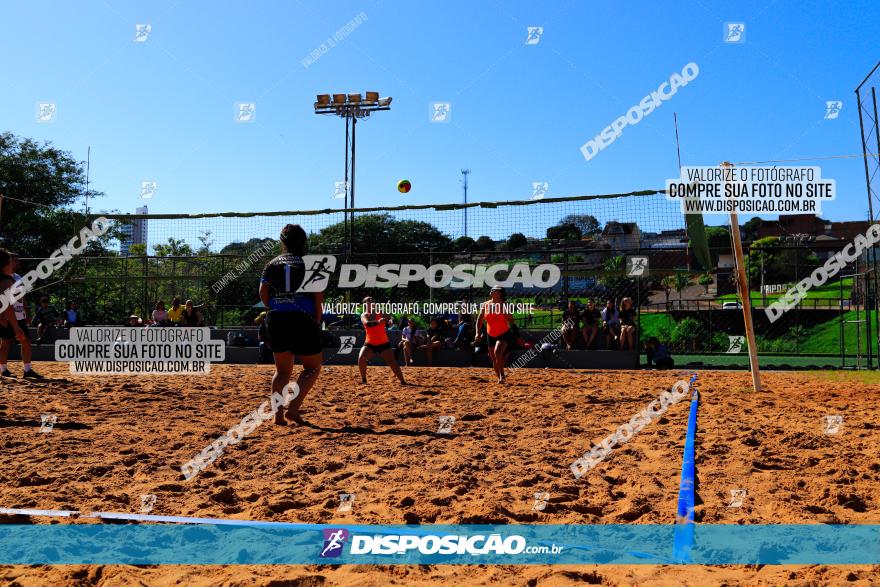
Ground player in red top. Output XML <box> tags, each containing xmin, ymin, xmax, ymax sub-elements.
<box><xmin>358</xmin><ymin>296</ymin><xmax>407</xmax><ymax>385</ymax></box>
<box><xmin>474</xmin><ymin>286</ymin><xmax>516</xmax><ymax>384</ymax></box>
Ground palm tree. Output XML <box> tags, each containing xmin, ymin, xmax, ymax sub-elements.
<box><xmin>661</xmin><ymin>275</ymin><xmax>675</xmax><ymax>311</ymax></box>
<box><xmin>698</xmin><ymin>272</ymin><xmax>713</xmax><ymax>295</ymax></box>
<box><xmin>603</xmin><ymin>255</ymin><xmax>624</xmax><ymax>272</ymax></box>
<box><xmin>674</xmin><ymin>273</ymin><xmax>691</xmax><ymax>309</ymax></box>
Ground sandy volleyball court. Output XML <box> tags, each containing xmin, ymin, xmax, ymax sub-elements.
<box><xmin>0</xmin><ymin>364</ymin><xmax>878</xmax><ymax>585</ymax></box>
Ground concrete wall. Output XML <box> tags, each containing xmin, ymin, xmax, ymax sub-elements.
<box><xmin>9</xmin><ymin>327</ymin><xmax>639</xmax><ymax>370</ymax></box>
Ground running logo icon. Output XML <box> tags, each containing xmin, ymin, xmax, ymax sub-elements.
<box><xmin>338</xmin><ymin>335</ymin><xmax>356</xmax><ymax>355</ymax></box>
<box><xmin>36</xmin><ymin>102</ymin><xmax>57</xmax><ymax>123</ymax></box>
<box><xmin>234</xmin><ymin>102</ymin><xmax>256</xmax><ymax>123</ymax></box>
<box><xmin>724</xmin><ymin>22</ymin><xmax>745</xmax><ymax>43</ymax></box>
<box><xmin>626</xmin><ymin>256</ymin><xmax>648</xmax><ymax>277</ymax></box>
<box><xmin>728</xmin><ymin>489</ymin><xmax>746</xmax><ymax>508</ymax></box>
<box><xmin>727</xmin><ymin>335</ymin><xmax>745</xmax><ymax>354</ymax></box>
<box><xmin>823</xmin><ymin>415</ymin><xmax>843</xmax><ymax>435</ymax></box>
<box><xmin>134</xmin><ymin>24</ymin><xmax>151</xmax><ymax>42</ymax></box>
<box><xmin>437</xmin><ymin>415</ymin><xmax>455</xmax><ymax>434</ymax></box>
<box><xmin>532</xmin><ymin>491</ymin><xmax>550</xmax><ymax>511</ymax></box>
<box><xmin>298</xmin><ymin>255</ymin><xmax>337</xmax><ymax>293</ymax></box>
<box><xmin>430</xmin><ymin>102</ymin><xmax>451</xmax><ymax>123</ymax></box>
<box><xmin>825</xmin><ymin>101</ymin><xmax>843</xmax><ymax>119</ymax></box>
<box><xmin>525</xmin><ymin>26</ymin><xmax>543</xmax><ymax>45</ymax></box>
<box><xmin>139</xmin><ymin>494</ymin><xmax>157</xmax><ymax>513</ymax></box>
<box><xmin>39</xmin><ymin>414</ymin><xmax>57</xmax><ymax>433</ymax></box>
<box><xmin>532</xmin><ymin>182</ymin><xmax>549</xmax><ymax>200</ymax></box>
<box><xmin>319</xmin><ymin>528</ymin><xmax>350</xmax><ymax>558</ymax></box>
<box><xmin>337</xmin><ymin>493</ymin><xmax>355</xmax><ymax>512</ymax></box>
<box><xmin>333</xmin><ymin>181</ymin><xmax>348</xmax><ymax>199</ymax></box>
<box><xmin>141</xmin><ymin>180</ymin><xmax>157</xmax><ymax>199</ymax></box>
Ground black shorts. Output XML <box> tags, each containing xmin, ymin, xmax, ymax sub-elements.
<box><xmin>0</xmin><ymin>322</ymin><xmax>13</xmax><ymax>340</ymax></box>
<box><xmin>487</xmin><ymin>330</ymin><xmax>515</xmax><ymax>347</ymax></box>
<box><xmin>266</xmin><ymin>311</ymin><xmax>322</xmax><ymax>356</ymax></box>
<box><xmin>364</xmin><ymin>342</ymin><xmax>391</xmax><ymax>353</ymax></box>
<box><xmin>18</xmin><ymin>319</ymin><xmax>28</xmax><ymax>333</ymax></box>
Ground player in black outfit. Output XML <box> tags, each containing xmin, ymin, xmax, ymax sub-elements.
<box><xmin>259</xmin><ymin>225</ymin><xmax>323</xmax><ymax>425</ymax></box>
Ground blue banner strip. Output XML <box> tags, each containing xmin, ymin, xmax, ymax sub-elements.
<box><xmin>0</xmin><ymin>524</ymin><xmax>878</xmax><ymax>565</ymax></box>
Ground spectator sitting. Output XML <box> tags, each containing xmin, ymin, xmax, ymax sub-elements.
<box><xmin>601</xmin><ymin>299</ymin><xmax>620</xmax><ymax>349</ymax></box>
<box><xmin>419</xmin><ymin>318</ymin><xmax>446</xmax><ymax>366</ymax></box>
<box><xmin>182</xmin><ymin>299</ymin><xmax>205</xmax><ymax>326</ymax></box>
<box><xmin>32</xmin><ymin>297</ymin><xmax>61</xmax><ymax>344</ymax></box>
<box><xmin>167</xmin><ymin>297</ymin><xmax>185</xmax><ymax>325</ymax></box>
<box><xmin>63</xmin><ymin>301</ymin><xmax>80</xmax><ymax>328</ymax></box>
<box><xmin>646</xmin><ymin>336</ymin><xmax>674</xmax><ymax>369</ymax></box>
<box><xmin>581</xmin><ymin>299</ymin><xmax>600</xmax><ymax>349</ymax></box>
<box><xmin>398</xmin><ymin>318</ymin><xmax>417</xmax><ymax>365</ymax></box>
<box><xmin>151</xmin><ymin>301</ymin><xmax>169</xmax><ymax>326</ymax></box>
<box><xmin>127</xmin><ymin>314</ymin><xmax>143</xmax><ymax>327</ymax></box>
<box><xmin>561</xmin><ymin>300</ymin><xmax>581</xmax><ymax>350</ymax></box>
<box><xmin>618</xmin><ymin>297</ymin><xmax>637</xmax><ymax>351</ymax></box>
<box><xmin>449</xmin><ymin>314</ymin><xmax>473</xmax><ymax>350</ymax></box>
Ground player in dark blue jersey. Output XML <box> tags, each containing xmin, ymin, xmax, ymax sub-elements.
<box><xmin>259</xmin><ymin>224</ymin><xmax>323</xmax><ymax>425</ymax></box>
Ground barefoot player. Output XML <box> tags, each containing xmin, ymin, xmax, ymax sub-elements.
<box><xmin>358</xmin><ymin>297</ymin><xmax>407</xmax><ymax>385</ymax></box>
<box><xmin>475</xmin><ymin>286</ymin><xmax>516</xmax><ymax>384</ymax></box>
<box><xmin>0</xmin><ymin>254</ymin><xmax>41</xmax><ymax>378</ymax></box>
<box><xmin>259</xmin><ymin>224</ymin><xmax>323</xmax><ymax>425</ymax></box>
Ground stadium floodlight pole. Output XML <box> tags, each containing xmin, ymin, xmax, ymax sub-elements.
<box><xmin>722</xmin><ymin>161</ymin><xmax>762</xmax><ymax>392</ymax></box>
<box><xmin>314</xmin><ymin>92</ymin><xmax>392</xmax><ymax>261</ymax></box>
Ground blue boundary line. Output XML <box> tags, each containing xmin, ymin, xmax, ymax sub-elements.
<box><xmin>673</xmin><ymin>374</ymin><xmax>699</xmax><ymax>562</ymax></box>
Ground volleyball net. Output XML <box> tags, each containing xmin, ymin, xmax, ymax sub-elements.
<box><xmin>93</xmin><ymin>190</ymin><xmax>683</xmax><ymax>255</ymax></box>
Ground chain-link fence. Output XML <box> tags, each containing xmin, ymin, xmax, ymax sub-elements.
<box><xmin>18</xmin><ymin>241</ymin><xmax>880</xmax><ymax>367</ymax></box>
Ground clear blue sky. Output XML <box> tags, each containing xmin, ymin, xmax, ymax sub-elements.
<box><xmin>3</xmin><ymin>0</ymin><xmax>879</xmax><ymax>229</ymax></box>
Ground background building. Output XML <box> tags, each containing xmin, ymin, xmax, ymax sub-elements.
<box><xmin>119</xmin><ymin>205</ymin><xmax>148</xmax><ymax>255</ymax></box>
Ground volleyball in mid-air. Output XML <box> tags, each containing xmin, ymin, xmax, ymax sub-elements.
<box><xmin>397</xmin><ymin>179</ymin><xmax>411</xmax><ymax>193</ymax></box>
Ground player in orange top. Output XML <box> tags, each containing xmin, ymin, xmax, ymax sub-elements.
<box><xmin>358</xmin><ymin>296</ymin><xmax>408</xmax><ymax>385</ymax></box>
<box><xmin>474</xmin><ymin>286</ymin><xmax>516</xmax><ymax>384</ymax></box>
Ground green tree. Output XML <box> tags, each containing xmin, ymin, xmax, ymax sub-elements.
<box><xmin>698</xmin><ymin>272</ymin><xmax>713</xmax><ymax>294</ymax></box>
<box><xmin>309</xmin><ymin>213</ymin><xmax>452</xmax><ymax>254</ymax></box>
<box><xmin>661</xmin><ymin>275</ymin><xmax>675</xmax><ymax>310</ymax></box>
<box><xmin>546</xmin><ymin>223</ymin><xmax>581</xmax><ymax>241</ymax></box>
<box><xmin>451</xmin><ymin>236</ymin><xmax>476</xmax><ymax>251</ymax></box>
<box><xmin>505</xmin><ymin>232</ymin><xmax>528</xmax><ymax>250</ymax></box>
<box><xmin>674</xmin><ymin>273</ymin><xmax>690</xmax><ymax>304</ymax></box>
<box><xmin>559</xmin><ymin>214</ymin><xmax>600</xmax><ymax>237</ymax></box>
<box><xmin>603</xmin><ymin>255</ymin><xmax>624</xmax><ymax>273</ymax></box>
<box><xmin>0</xmin><ymin>132</ymin><xmax>117</xmax><ymax>259</ymax></box>
<box><xmin>197</xmin><ymin>230</ymin><xmax>214</xmax><ymax>255</ymax></box>
<box><xmin>742</xmin><ymin>216</ymin><xmax>763</xmax><ymax>241</ymax></box>
<box><xmin>220</xmin><ymin>237</ymin><xmax>277</xmax><ymax>256</ymax></box>
<box><xmin>153</xmin><ymin>238</ymin><xmax>194</xmax><ymax>257</ymax></box>
<box><xmin>705</xmin><ymin>226</ymin><xmax>731</xmax><ymax>250</ymax></box>
<box><xmin>128</xmin><ymin>243</ymin><xmax>147</xmax><ymax>257</ymax></box>
<box><xmin>475</xmin><ymin>236</ymin><xmax>495</xmax><ymax>251</ymax></box>
<box><xmin>746</xmin><ymin>236</ymin><xmax>817</xmax><ymax>286</ymax></box>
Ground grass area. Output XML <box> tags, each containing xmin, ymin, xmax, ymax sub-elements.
<box><xmin>637</xmin><ymin>309</ymin><xmax>878</xmax><ymax>356</ymax></box>
<box><xmin>647</xmin><ymin>354</ymin><xmax>861</xmax><ymax>369</ymax></box>
<box><xmin>808</xmin><ymin>370</ymin><xmax>880</xmax><ymax>384</ymax></box>
<box><xmin>716</xmin><ymin>277</ymin><xmax>853</xmax><ymax>304</ymax></box>
<box><xmin>797</xmin><ymin>310</ymin><xmax>878</xmax><ymax>355</ymax></box>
